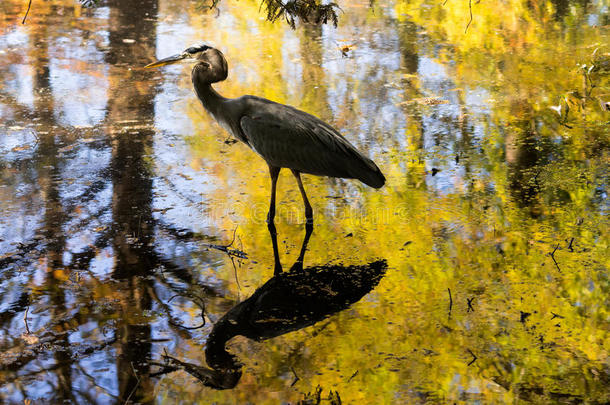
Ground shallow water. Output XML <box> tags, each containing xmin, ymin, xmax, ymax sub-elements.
<box><xmin>0</xmin><ymin>0</ymin><xmax>609</xmax><ymax>403</ymax></box>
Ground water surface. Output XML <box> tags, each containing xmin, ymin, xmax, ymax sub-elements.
<box><xmin>0</xmin><ymin>0</ymin><xmax>609</xmax><ymax>403</ymax></box>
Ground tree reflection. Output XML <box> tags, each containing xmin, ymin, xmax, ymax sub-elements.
<box><xmin>105</xmin><ymin>0</ymin><xmax>158</xmax><ymax>401</ymax></box>
<box><xmin>0</xmin><ymin>0</ymin><xmax>218</xmax><ymax>402</ymax></box>
<box><xmin>505</xmin><ymin>100</ymin><xmax>551</xmax><ymax>217</ymax></box>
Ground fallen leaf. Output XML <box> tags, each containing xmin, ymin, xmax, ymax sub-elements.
<box><xmin>11</xmin><ymin>145</ymin><xmax>31</xmax><ymax>152</ymax></box>
<box><xmin>58</xmin><ymin>144</ymin><xmax>76</xmax><ymax>153</ymax></box>
<box><xmin>21</xmin><ymin>334</ymin><xmax>39</xmax><ymax>345</ymax></box>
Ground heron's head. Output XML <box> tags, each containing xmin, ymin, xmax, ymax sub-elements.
<box><xmin>145</xmin><ymin>44</ymin><xmax>228</xmax><ymax>83</ymax></box>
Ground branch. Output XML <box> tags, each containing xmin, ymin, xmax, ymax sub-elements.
<box><xmin>467</xmin><ymin>348</ymin><xmax>477</xmax><ymax>366</ymax></box>
<box><xmin>447</xmin><ymin>288</ymin><xmax>453</xmax><ymax>318</ymax></box>
<box><xmin>464</xmin><ymin>0</ymin><xmax>473</xmax><ymax>33</ymax></box>
<box><xmin>549</xmin><ymin>244</ymin><xmax>561</xmax><ymax>272</ymax></box>
<box><xmin>22</xmin><ymin>0</ymin><xmax>32</xmax><ymax>24</ymax></box>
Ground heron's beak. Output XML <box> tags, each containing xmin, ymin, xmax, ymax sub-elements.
<box><xmin>144</xmin><ymin>53</ymin><xmax>188</xmax><ymax>68</ymax></box>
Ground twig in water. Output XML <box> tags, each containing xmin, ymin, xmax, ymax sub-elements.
<box><xmin>550</xmin><ymin>312</ymin><xmax>565</xmax><ymax>320</ymax></box>
<box><xmin>231</xmin><ymin>256</ymin><xmax>241</xmax><ymax>291</ymax></box>
<box><xmin>22</xmin><ymin>0</ymin><xmax>33</xmax><ymax>24</ymax></box>
<box><xmin>24</xmin><ymin>305</ymin><xmax>31</xmax><ymax>334</ymax></box>
<box><xmin>149</xmin><ymin>361</ymin><xmax>180</xmax><ymax>378</ymax></box>
<box><xmin>205</xmin><ymin>226</ymin><xmax>248</xmax><ymax>259</ymax></box>
<box><xmin>124</xmin><ymin>362</ymin><xmax>141</xmax><ymax>404</ymax></box>
<box><xmin>467</xmin><ymin>297</ymin><xmax>475</xmax><ymax>312</ymax></box>
<box><xmin>567</xmin><ymin>237</ymin><xmax>574</xmax><ymax>252</ymax></box>
<box><xmin>30</xmin><ymin>129</ymin><xmax>40</xmax><ymax>147</ymax></box>
<box><xmin>227</xmin><ymin>226</ymin><xmax>238</xmax><ymax>247</ymax></box>
<box><xmin>348</xmin><ymin>370</ymin><xmax>359</xmax><ymax>382</ymax></box>
<box><xmin>466</xmin><ymin>349</ymin><xmax>477</xmax><ymax>366</ymax></box>
<box><xmin>290</xmin><ymin>367</ymin><xmax>300</xmax><ymax>387</ymax></box>
<box><xmin>464</xmin><ymin>0</ymin><xmax>473</xmax><ymax>33</ymax></box>
<box><xmin>447</xmin><ymin>288</ymin><xmax>453</xmax><ymax>317</ymax></box>
<box><xmin>167</xmin><ymin>294</ymin><xmax>206</xmax><ymax>330</ymax></box>
<box><xmin>549</xmin><ymin>244</ymin><xmax>561</xmax><ymax>272</ymax></box>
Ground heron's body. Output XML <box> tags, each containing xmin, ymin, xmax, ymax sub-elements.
<box><xmin>147</xmin><ymin>45</ymin><xmax>385</xmax><ymax>223</ymax></box>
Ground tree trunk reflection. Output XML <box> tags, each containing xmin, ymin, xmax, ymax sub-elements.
<box><xmin>105</xmin><ymin>0</ymin><xmax>158</xmax><ymax>402</ymax></box>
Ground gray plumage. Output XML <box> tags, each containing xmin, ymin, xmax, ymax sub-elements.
<box><xmin>146</xmin><ymin>44</ymin><xmax>385</xmax><ymax>224</ymax></box>
<box><xmin>240</xmin><ymin>100</ymin><xmax>385</xmax><ymax>188</ymax></box>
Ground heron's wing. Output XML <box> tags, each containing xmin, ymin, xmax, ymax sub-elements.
<box><xmin>239</xmin><ymin>100</ymin><xmax>385</xmax><ymax>188</ymax></box>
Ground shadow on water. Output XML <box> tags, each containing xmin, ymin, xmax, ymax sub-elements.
<box><xmin>154</xmin><ymin>224</ymin><xmax>387</xmax><ymax>390</ymax></box>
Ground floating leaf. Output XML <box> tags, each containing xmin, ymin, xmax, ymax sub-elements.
<box><xmin>549</xmin><ymin>105</ymin><xmax>562</xmax><ymax>116</ymax></box>
<box><xmin>11</xmin><ymin>145</ymin><xmax>31</xmax><ymax>152</ymax></box>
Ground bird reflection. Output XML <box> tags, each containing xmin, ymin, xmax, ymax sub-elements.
<box><xmin>156</xmin><ymin>225</ymin><xmax>386</xmax><ymax>389</ymax></box>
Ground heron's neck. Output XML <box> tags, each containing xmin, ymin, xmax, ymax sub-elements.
<box><xmin>205</xmin><ymin>317</ymin><xmax>240</xmax><ymax>369</ymax></box>
<box><xmin>193</xmin><ymin>81</ymin><xmax>227</xmax><ymax>117</ymax></box>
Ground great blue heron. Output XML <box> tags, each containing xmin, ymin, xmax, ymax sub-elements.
<box><xmin>145</xmin><ymin>44</ymin><xmax>385</xmax><ymax>224</ymax></box>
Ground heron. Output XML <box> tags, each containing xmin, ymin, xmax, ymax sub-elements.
<box><xmin>145</xmin><ymin>44</ymin><xmax>385</xmax><ymax>225</ymax></box>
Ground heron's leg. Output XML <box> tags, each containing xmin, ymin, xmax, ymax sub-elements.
<box><xmin>290</xmin><ymin>222</ymin><xmax>313</xmax><ymax>272</ymax></box>
<box><xmin>267</xmin><ymin>166</ymin><xmax>281</xmax><ymax>224</ymax></box>
<box><xmin>267</xmin><ymin>166</ymin><xmax>282</xmax><ymax>274</ymax></box>
<box><xmin>267</xmin><ymin>221</ymin><xmax>283</xmax><ymax>274</ymax></box>
<box><xmin>291</xmin><ymin>170</ymin><xmax>313</xmax><ymax>224</ymax></box>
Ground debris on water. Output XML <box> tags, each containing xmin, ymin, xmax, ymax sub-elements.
<box><xmin>339</xmin><ymin>44</ymin><xmax>356</xmax><ymax>57</ymax></box>
<box><xmin>396</xmin><ymin>97</ymin><xmax>449</xmax><ymax>106</ymax></box>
